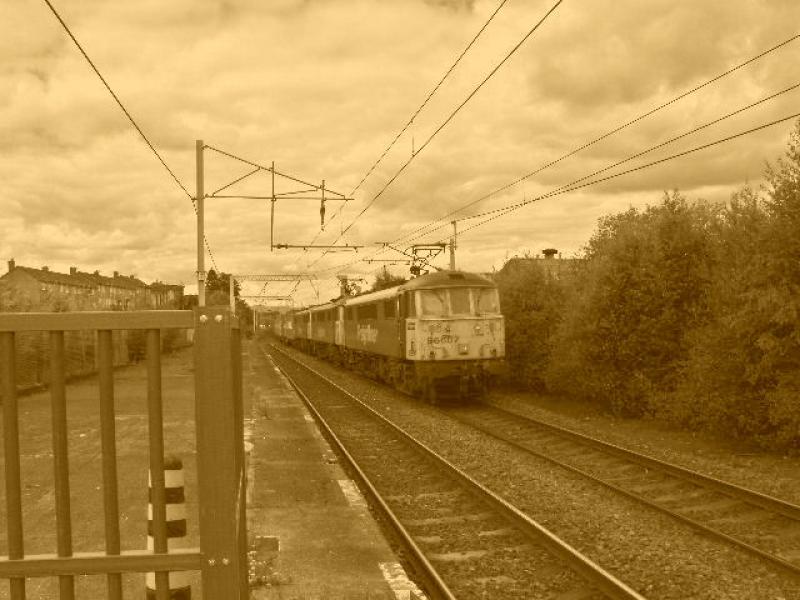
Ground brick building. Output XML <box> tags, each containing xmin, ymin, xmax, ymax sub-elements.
<box><xmin>0</xmin><ymin>259</ymin><xmax>183</xmax><ymax>312</ymax></box>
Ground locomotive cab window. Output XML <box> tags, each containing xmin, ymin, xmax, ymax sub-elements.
<box><xmin>449</xmin><ymin>288</ymin><xmax>471</xmax><ymax>316</ymax></box>
<box><xmin>419</xmin><ymin>290</ymin><xmax>447</xmax><ymax>317</ymax></box>
<box><xmin>474</xmin><ymin>288</ymin><xmax>500</xmax><ymax>315</ymax></box>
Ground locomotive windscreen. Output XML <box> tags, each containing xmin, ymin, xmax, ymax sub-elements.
<box><xmin>417</xmin><ymin>287</ymin><xmax>501</xmax><ymax>317</ymax></box>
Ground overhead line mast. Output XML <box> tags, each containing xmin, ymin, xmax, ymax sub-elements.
<box><xmin>193</xmin><ymin>143</ymin><xmax>357</xmax><ymax>302</ymax></box>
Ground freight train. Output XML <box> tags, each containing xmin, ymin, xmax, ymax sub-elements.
<box><xmin>275</xmin><ymin>270</ymin><xmax>505</xmax><ymax>402</ymax></box>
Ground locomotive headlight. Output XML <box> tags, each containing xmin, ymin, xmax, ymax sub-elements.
<box><xmin>458</xmin><ymin>343</ymin><xmax>469</xmax><ymax>355</ymax></box>
<box><xmin>474</xmin><ymin>324</ymin><xmax>483</xmax><ymax>335</ymax></box>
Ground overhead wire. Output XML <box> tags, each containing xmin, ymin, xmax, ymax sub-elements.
<box><xmin>316</xmin><ymin>101</ymin><xmax>800</xmax><ymax>277</ymax></box>
<box><xmin>42</xmin><ymin>0</ymin><xmax>221</xmax><ymax>273</ymax></box>
<box><xmin>314</xmin><ymin>28</ymin><xmax>800</xmax><ymax>286</ymax></box>
<box><xmin>455</xmin><ymin>111</ymin><xmax>800</xmax><ymax>237</ymax></box>
<box><xmin>298</xmin><ymin>0</ymin><xmax>565</xmax><ymax>279</ymax></box>
<box><xmin>302</xmin><ymin>0</ymin><xmax>512</xmax><ymax>257</ymax></box>
<box><xmin>332</xmin><ymin>0</ymin><xmax>564</xmax><ymax>243</ymax></box>
<box><xmin>323</xmin><ymin>0</ymin><xmax>512</xmax><ymax>231</ymax></box>
<box><xmin>401</xmin><ymin>79</ymin><xmax>800</xmax><ymax>242</ymax></box>
<box><xmin>316</xmin><ymin>31</ymin><xmax>800</xmax><ymax>275</ymax></box>
<box><xmin>391</xmin><ymin>32</ymin><xmax>800</xmax><ymax>246</ymax></box>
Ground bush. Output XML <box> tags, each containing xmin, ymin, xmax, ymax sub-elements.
<box><xmin>546</xmin><ymin>192</ymin><xmax>714</xmax><ymax>416</ymax></box>
<box><xmin>673</xmin><ymin>123</ymin><xmax>800</xmax><ymax>448</ymax></box>
<box><xmin>498</xmin><ymin>120</ymin><xmax>800</xmax><ymax>449</ymax></box>
<box><xmin>495</xmin><ymin>257</ymin><xmax>566</xmax><ymax>390</ymax></box>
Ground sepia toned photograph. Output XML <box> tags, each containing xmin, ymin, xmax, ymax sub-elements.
<box><xmin>1</xmin><ymin>1</ymin><xmax>799</xmax><ymax>598</ymax></box>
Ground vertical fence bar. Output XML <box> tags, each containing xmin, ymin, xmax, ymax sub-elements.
<box><xmin>50</xmin><ymin>331</ymin><xmax>75</xmax><ymax>600</ymax></box>
<box><xmin>195</xmin><ymin>308</ymin><xmax>242</xmax><ymax>598</ymax></box>
<box><xmin>98</xmin><ymin>330</ymin><xmax>123</xmax><ymax>600</ymax></box>
<box><xmin>146</xmin><ymin>329</ymin><xmax>170</xmax><ymax>600</ymax></box>
<box><xmin>230</xmin><ymin>324</ymin><xmax>249</xmax><ymax>593</ymax></box>
<box><xmin>1</xmin><ymin>332</ymin><xmax>26</xmax><ymax>600</ymax></box>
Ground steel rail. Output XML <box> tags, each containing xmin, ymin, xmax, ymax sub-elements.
<box><xmin>267</xmin><ymin>343</ymin><xmax>647</xmax><ymax>600</ymax></box>
<box><xmin>444</xmin><ymin>405</ymin><xmax>800</xmax><ymax>579</ymax></box>
<box><xmin>262</xmin><ymin>345</ymin><xmax>456</xmax><ymax>600</ymax></box>
<box><xmin>486</xmin><ymin>405</ymin><xmax>800</xmax><ymax>521</ymax></box>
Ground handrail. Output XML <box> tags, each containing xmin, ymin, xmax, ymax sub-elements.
<box><xmin>0</xmin><ymin>310</ymin><xmax>193</xmax><ymax>331</ymax></box>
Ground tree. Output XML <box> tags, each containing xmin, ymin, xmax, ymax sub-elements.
<box><xmin>370</xmin><ymin>267</ymin><xmax>407</xmax><ymax>292</ymax></box>
<box><xmin>674</xmin><ymin>120</ymin><xmax>800</xmax><ymax>447</ymax></box>
<box><xmin>495</xmin><ymin>259</ymin><xmax>566</xmax><ymax>390</ymax></box>
<box><xmin>204</xmin><ymin>270</ymin><xmax>253</xmax><ymax>334</ymax></box>
<box><xmin>205</xmin><ymin>269</ymin><xmax>241</xmax><ymax>305</ymax></box>
<box><xmin>546</xmin><ymin>192</ymin><xmax>715</xmax><ymax>415</ymax></box>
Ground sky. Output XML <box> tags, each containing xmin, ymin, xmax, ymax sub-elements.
<box><xmin>2</xmin><ymin>0</ymin><xmax>799</xmax><ymax>305</ymax></box>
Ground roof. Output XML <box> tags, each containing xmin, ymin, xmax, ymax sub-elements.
<box><xmin>77</xmin><ymin>271</ymin><xmax>147</xmax><ymax>290</ymax></box>
<box><xmin>499</xmin><ymin>256</ymin><xmax>584</xmax><ymax>278</ymax></box>
<box><xmin>397</xmin><ymin>270</ymin><xmax>495</xmax><ymax>291</ymax></box>
<box><xmin>3</xmin><ymin>265</ymin><xmax>181</xmax><ymax>292</ymax></box>
<box><xmin>344</xmin><ymin>287</ymin><xmax>397</xmax><ymax>307</ymax></box>
<box><xmin>11</xmin><ymin>266</ymin><xmax>95</xmax><ymax>288</ymax></box>
<box><xmin>150</xmin><ymin>282</ymin><xmax>184</xmax><ymax>291</ymax></box>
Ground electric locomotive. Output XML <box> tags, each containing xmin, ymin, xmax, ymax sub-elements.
<box><xmin>277</xmin><ymin>271</ymin><xmax>505</xmax><ymax>402</ymax></box>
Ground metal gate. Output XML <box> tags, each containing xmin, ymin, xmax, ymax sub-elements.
<box><xmin>0</xmin><ymin>307</ymin><xmax>247</xmax><ymax>599</ymax></box>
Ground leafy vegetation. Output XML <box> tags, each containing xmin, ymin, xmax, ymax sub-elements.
<box><xmin>370</xmin><ymin>267</ymin><xmax>407</xmax><ymax>292</ymax></box>
<box><xmin>498</xmin><ymin>120</ymin><xmax>800</xmax><ymax>449</ymax></box>
<box><xmin>205</xmin><ymin>269</ymin><xmax>253</xmax><ymax>333</ymax></box>
<box><xmin>494</xmin><ymin>256</ymin><xmax>565</xmax><ymax>390</ymax></box>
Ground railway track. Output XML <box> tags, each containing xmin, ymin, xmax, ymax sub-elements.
<box><xmin>266</xmin><ymin>343</ymin><xmax>647</xmax><ymax>600</ymax></box>
<box><xmin>444</xmin><ymin>403</ymin><xmax>800</xmax><ymax>579</ymax></box>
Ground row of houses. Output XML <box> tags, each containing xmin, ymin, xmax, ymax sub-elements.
<box><xmin>0</xmin><ymin>259</ymin><xmax>184</xmax><ymax>312</ymax></box>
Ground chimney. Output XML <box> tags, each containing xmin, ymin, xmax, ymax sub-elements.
<box><xmin>113</xmin><ymin>271</ymin><xmax>119</xmax><ymax>278</ymax></box>
<box><xmin>7</xmin><ymin>258</ymin><xmax>14</xmax><ymax>272</ymax></box>
<box><xmin>70</xmin><ymin>266</ymin><xmax>77</xmax><ymax>275</ymax></box>
<box><xmin>542</xmin><ymin>248</ymin><xmax>558</xmax><ymax>259</ymax></box>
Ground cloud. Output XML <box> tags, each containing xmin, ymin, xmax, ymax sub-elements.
<box><xmin>2</xmin><ymin>0</ymin><xmax>798</xmax><ymax>303</ymax></box>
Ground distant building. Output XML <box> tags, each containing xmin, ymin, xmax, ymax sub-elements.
<box><xmin>148</xmin><ymin>281</ymin><xmax>185</xmax><ymax>309</ymax></box>
<box><xmin>497</xmin><ymin>249</ymin><xmax>583</xmax><ymax>281</ymax></box>
<box><xmin>0</xmin><ymin>259</ymin><xmax>183</xmax><ymax>311</ymax></box>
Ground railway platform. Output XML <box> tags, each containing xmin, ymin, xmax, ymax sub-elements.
<box><xmin>244</xmin><ymin>340</ymin><xmax>422</xmax><ymax>599</ymax></box>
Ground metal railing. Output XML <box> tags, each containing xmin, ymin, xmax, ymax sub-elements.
<box><xmin>0</xmin><ymin>308</ymin><xmax>247</xmax><ymax>599</ymax></box>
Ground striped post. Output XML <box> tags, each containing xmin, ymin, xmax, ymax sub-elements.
<box><xmin>147</xmin><ymin>456</ymin><xmax>191</xmax><ymax>599</ymax></box>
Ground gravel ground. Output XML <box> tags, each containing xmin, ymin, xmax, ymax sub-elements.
<box><xmin>272</xmin><ymin>348</ymin><xmax>604</xmax><ymax>600</ymax></box>
<box><xmin>489</xmin><ymin>390</ymin><xmax>800</xmax><ymax>506</ymax></box>
<box><xmin>272</xmin><ymin>344</ymin><xmax>800</xmax><ymax>600</ymax></box>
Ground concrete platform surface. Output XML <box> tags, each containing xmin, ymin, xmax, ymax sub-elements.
<box><xmin>244</xmin><ymin>340</ymin><xmax>425</xmax><ymax>600</ymax></box>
